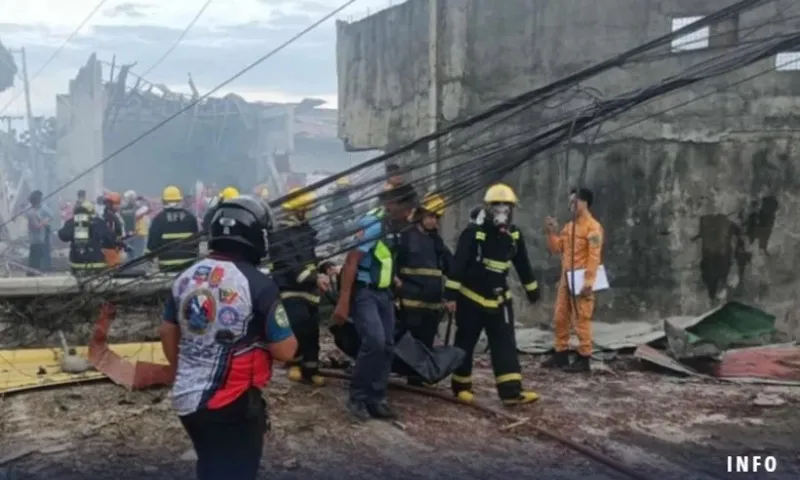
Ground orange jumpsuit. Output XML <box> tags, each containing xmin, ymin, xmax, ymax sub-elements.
<box><xmin>546</xmin><ymin>212</ymin><xmax>603</xmax><ymax>356</ymax></box>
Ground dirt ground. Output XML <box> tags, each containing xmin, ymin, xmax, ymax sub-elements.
<box><xmin>1</xmin><ymin>352</ymin><xmax>799</xmax><ymax>480</ymax></box>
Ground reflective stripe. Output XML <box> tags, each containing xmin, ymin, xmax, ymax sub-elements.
<box><xmin>398</xmin><ymin>298</ymin><xmax>442</xmax><ymax>310</ymax></box>
<box><xmin>74</xmin><ymin>227</ymin><xmax>89</xmax><ymax>240</ymax></box>
<box><xmin>510</xmin><ymin>231</ymin><xmax>520</xmax><ymax>240</ymax></box>
<box><xmin>524</xmin><ymin>281</ymin><xmax>539</xmax><ymax>292</ymax></box>
<box><xmin>159</xmin><ymin>258</ymin><xmax>194</xmax><ymax>266</ymax></box>
<box><xmin>451</xmin><ymin>374</ymin><xmax>472</xmax><ymax>384</ymax></box>
<box><xmin>496</xmin><ymin>373</ymin><xmax>522</xmax><ymax>384</ymax></box>
<box><xmin>445</xmin><ymin>279</ymin><xmax>461</xmax><ymax>290</ymax></box>
<box><xmin>374</xmin><ymin>240</ymin><xmax>392</xmax><ymax>289</ymax></box>
<box><xmin>399</xmin><ymin>267</ymin><xmax>442</xmax><ymax>277</ymax></box>
<box><xmin>297</xmin><ymin>265</ymin><xmax>316</xmax><ymax>283</ymax></box>
<box><xmin>71</xmin><ymin>262</ymin><xmax>107</xmax><ymax>269</ymax></box>
<box><xmin>280</xmin><ymin>291</ymin><xmax>321</xmax><ymax>304</ymax></box>
<box><xmin>459</xmin><ymin>286</ymin><xmax>511</xmax><ymax>308</ymax></box>
<box><xmin>475</xmin><ymin>231</ymin><xmax>486</xmax><ymax>240</ymax></box>
<box><xmin>482</xmin><ymin>258</ymin><xmax>510</xmax><ymax>273</ymax></box>
<box><xmin>161</xmin><ymin>232</ymin><xmax>193</xmax><ymax>240</ymax></box>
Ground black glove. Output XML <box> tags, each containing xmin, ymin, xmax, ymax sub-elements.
<box><xmin>526</xmin><ymin>289</ymin><xmax>540</xmax><ymax>304</ymax></box>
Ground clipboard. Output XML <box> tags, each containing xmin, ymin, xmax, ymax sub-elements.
<box><xmin>566</xmin><ymin>265</ymin><xmax>609</xmax><ymax>295</ymax></box>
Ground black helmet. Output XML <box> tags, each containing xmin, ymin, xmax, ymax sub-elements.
<box><xmin>209</xmin><ymin>195</ymin><xmax>273</xmax><ymax>262</ymax></box>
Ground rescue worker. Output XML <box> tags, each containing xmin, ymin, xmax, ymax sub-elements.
<box><xmin>202</xmin><ymin>186</ymin><xmax>240</xmax><ymax>231</ymax></box>
<box><xmin>395</xmin><ymin>192</ymin><xmax>452</xmax><ymax>385</ymax></box>
<box><xmin>543</xmin><ymin>188</ymin><xmax>603</xmax><ymax>373</ymax></box>
<box><xmin>383</xmin><ymin>163</ymin><xmax>404</xmax><ymax>191</ymax></box>
<box><xmin>270</xmin><ymin>187</ymin><xmax>331</xmax><ymax>386</ymax></box>
<box><xmin>158</xmin><ymin>195</ymin><xmax>297</xmax><ymax>480</ymax></box>
<box><xmin>147</xmin><ymin>186</ymin><xmax>200</xmax><ymax>272</ymax></box>
<box><xmin>445</xmin><ymin>183</ymin><xmax>540</xmax><ymax>406</ymax></box>
<box><xmin>333</xmin><ymin>184</ymin><xmax>418</xmax><ymax>421</ymax></box>
<box><xmin>120</xmin><ymin>190</ymin><xmax>146</xmax><ymax>258</ymax></box>
<box><xmin>58</xmin><ymin>201</ymin><xmax>118</xmax><ymax>275</ymax></box>
<box><xmin>101</xmin><ymin>192</ymin><xmax>125</xmax><ymax>266</ymax></box>
<box><xmin>330</xmin><ymin>176</ymin><xmax>354</xmax><ymax>240</ymax></box>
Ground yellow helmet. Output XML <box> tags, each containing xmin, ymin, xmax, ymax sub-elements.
<box><xmin>484</xmin><ymin>183</ymin><xmax>518</xmax><ymax>205</ymax></box>
<box><xmin>162</xmin><ymin>185</ymin><xmax>183</xmax><ymax>203</ymax></box>
<box><xmin>282</xmin><ymin>187</ymin><xmax>316</xmax><ymax>211</ymax></box>
<box><xmin>335</xmin><ymin>176</ymin><xmax>350</xmax><ymax>186</ymax></box>
<box><xmin>220</xmin><ymin>186</ymin><xmax>240</xmax><ymax>201</ymax></box>
<box><xmin>420</xmin><ymin>193</ymin><xmax>446</xmax><ymax>216</ymax></box>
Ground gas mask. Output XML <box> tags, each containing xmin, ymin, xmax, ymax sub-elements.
<box><xmin>487</xmin><ymin>203</ymin><xmax>512</xmax><ymax>228</ymax></box>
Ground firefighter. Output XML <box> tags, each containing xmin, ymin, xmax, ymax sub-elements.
<box><xmin>333</xmin><ymin>184</ymin><xmax>418</xmax><ymax>421</ymax></box>
<box><xmin>58</xmin><ymin>201</ymin><xmax>117</xmax><ymax>275</ymax></box>
<box><xmin>147</xmin><ymin>186</ymin><xmax>200</xmax><ymax>272</ymax></box>
<box><xmin>330</xmin><ymin>176</ymin><xmax>354</xmax><ymax>241</ymax></box>
<box><xmin>542</xmin><ymin>188</ymin><xmax>603</xmax><ymax>373</ymax></box>
<box><xmin>120</xmin><ymin>190</ymin><xmax>146</xmax><ymax>258</ymax></box>
<box><xmin>202</xmin><ymin>186</ymin><xmax>240</xmax><ymax>231</ymax></box>
<box><xmin>395</xmin><ymin>192</ymin><xmax>452</xmax><ymax>385</ymax></box>
<box><xmin>101</xmin><ymin>192</ymin><xmax>125</xmax><ymax>266</ymax></box>
<box><xmin>270</xmin><ymin>187</ymin><xmax>331</xmax><ymax>386</ymax></box>
<box><xmin>445</xmin><ymin>183</ymin><xmax>540</xmax><ymax>406</ymax></box>
<box><xmin>158</xmin><ymin>195</ymin><xmax>297</xmax><ymax>480</ymax></box>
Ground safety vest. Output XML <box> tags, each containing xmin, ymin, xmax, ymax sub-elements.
<box><xmin>359</xmin><ymin>209</ymin><xmax>393</xmax><ymax>289</ymax></box>
<box><xmin>73</xmin><ymin>213</ymin><xmax>91</xmax><ymax>246</ymax></box>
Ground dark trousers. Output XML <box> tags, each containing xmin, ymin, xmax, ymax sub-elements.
<box><xmin>451</xmin><ymin>297</ymin><xmax>522</xmax><ymax>400</ymax></box>
<box><xmin>179</xmin><ymin>388</ymin><xmax>267</xmax><ymax>480</ymax></box>
<box><xmin>398</xmin><ymin>307</ymin><xmax>440</xmax><ymax>349</ymax></box>
<box><xmin>27</xmin><ymin>243</ymin><xmax>48</xmax><ymax>276</ymax></box>
<box><xmin>284</xmin><ymin>297</ymin><xmax>321</xmax><ymax>376</ymax></box>
<box><xmin>350</xmin><ymin>287</ymin><xmax>395</xmax><ymax>403</ymax></box>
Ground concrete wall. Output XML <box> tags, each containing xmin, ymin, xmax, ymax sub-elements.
<box><xmin>336</xmin><ymin>0</ymin><xmax>800</xmax><ymax>325</ymax></box>
<box><xmin>55</xmin><ymin>54</ymin><xmax>105</xmax><ymax>201</ymax></box>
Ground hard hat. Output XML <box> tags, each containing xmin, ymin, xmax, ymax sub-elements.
<box><xmin>105</xmin><ymin>192</ymin><xmax>121</xmax><ymax>205</ymax></box>
<box><xmin>484</xmin><ymin>183</ymin><xmax>518</xmax><ymax>205</ymax></box>
<box><xmin>162</xmin><ymin>185</ymin><xmax>183</xmax><ymax>203</ymax></box>
<box><xmin>209</xmin><ymin>195</ymin><xmax>274</xmax><ymax>261</ymax></box>
<box><xmin>420</xmin><ymin>193</ymin><xmax>446</xmax><ymax>216</ymax></box>
<box><xmin>335</xmin><ymin>176</ymin><xmax>350</xmax><ymax>186</ymax></box>
<box><xmin>220</xmin><ymin>186</ymin><xmax>240</xmax><ymax>201</ymax></box>
<box><xmin>281</xmin><ymin>187</ymin><xmax>316</xmax><ymax>211</ymax></box>
<box><xmin>123</xmin><ymin>190</ymin><xmax>136</xmax><ymax>201</ymax></box>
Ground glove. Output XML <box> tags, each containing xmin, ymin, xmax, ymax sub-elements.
<box><xmin>526</xmin><ymin>289</ymin><xmax>540</xmax><ymax>304</ymax></box>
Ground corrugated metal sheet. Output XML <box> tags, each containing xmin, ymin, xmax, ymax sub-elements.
<box><xmin>0</xmin><ymin>342</ymin><xmax>167</xmax><ymax>395</ymax></box>
<box><xmin>714</xmin><ymin>344</ymin><xmax>800</xmax><ymax>383</ymax></box>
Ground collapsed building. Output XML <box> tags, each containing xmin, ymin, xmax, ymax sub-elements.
<box><xmin>335</xmin><ymin>0</ymin><xmax>800</xmax><ymax>326</ymax></box>
<box><xmin>55</xmin><ymin>54</ymin><xmax>371</xmax><ymax>201</ymax></box>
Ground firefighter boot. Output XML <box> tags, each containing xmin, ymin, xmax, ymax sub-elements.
<box><xmin>564</xmin><ymin>354</ymin><xmax>591</xmax><ymax>373</ymax></box>
<box><xmin>303</xmin><ymin>371</ymin><xmax>325</xmax><ymax>387</ymax></box>
<box><xmin>454</xmin><ymin>390</ymin><xmax>475</xmax><ymax>403</ymax></box>
<box><xmin>287</xmin><ymin>365</ymin><xmax>303</xmax><ymax>382</ymax></box>
<box><xmin>502</xmin><ymin>390</ymin><xmax>540</xmax><ymax>406</ymax></box>
<box><xmin>541</xmin><ymin>351</ymin><xmax>569</xmax><ymax>369</ymax></box>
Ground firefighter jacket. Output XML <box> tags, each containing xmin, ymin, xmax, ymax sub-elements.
<box><xmin>58</xmin><ymin>212</ymin><xmax>117</xmax><ymax>270</ymax></box>
<box><xmin>119</xmin><ymin>203</ymin><xmax>137</xmax><ymax>235</ymax></box>
<box><xmin>147</xmin><ymin>206</ymin><xmax>200</xmax><ymax>269</ymax></box>
<box><xmin>395</xmin><ymin>226</ymin><xmax>453</xmax><ymax>310</ymax></box>
<box><xmin>101</xmin><ymin>210</ymin><xmax>124</xmax><ymax>242</ymax></box>
<box><xmin>269</xmin><ymin>218</ymin><xmax>321</xmax><ymax>304</ymax></box>
<box><xmin>444</xmin><ymin>224</ymin><xmax>540</xmax><ymax>308</ymax></box>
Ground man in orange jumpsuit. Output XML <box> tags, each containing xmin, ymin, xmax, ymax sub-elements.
<box><xmin>543</xmin><ymin>188</ymin><xmax>603</xmax><ymax>373</ymax></box>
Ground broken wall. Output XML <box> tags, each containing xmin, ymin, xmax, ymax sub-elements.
<box><xmin>336</xmin><ymin>0</ymin><xmax>800</xmax><ymax>324</ymax></box>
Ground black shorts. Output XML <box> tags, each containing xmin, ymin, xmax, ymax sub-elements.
<box><xmin>179</xmin><ymin>387</ymin><xmax>268</xmax><ymax>480</ymax></box>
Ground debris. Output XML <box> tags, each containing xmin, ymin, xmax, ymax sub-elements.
<box><xmin>751</xmin><ymin>393</ymin><xmax>786</xmax><ymax>407</ymax></box>
<box><xmin>58</xmin><ymin>331</ymin><xmax>92</xmax><ymax>374</ymax></box>
<box><xmin>633</xmin><ymin>344</ymin><xmax>702</xmax><ymax>377</ymax></box>
<box><xmin>280</xmin><ymin>457</ymin><xmax>299</xmax><ymax>470</ymax></box>
<box><xmin>714</xmin><ymin>344</ymin><xmax>800</xmax><ymax>384</ymax></box>
<box><xmin>499</xmin><ymin>417</ymin><xmax>529</xmax><ymax>431</ymax></box>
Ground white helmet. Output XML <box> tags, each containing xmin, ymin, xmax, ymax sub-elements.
<box><xmin>123</xmin><ymin>190</ymin><xmax>137</xmax><ymax>202</ymax></box>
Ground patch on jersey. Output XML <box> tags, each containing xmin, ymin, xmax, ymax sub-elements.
<box><xmin>192</xmin><ymin>265</ymin><xmax>211</xmax><ymax>284</ymax></box>
<box><xmin>180</xmin><ymin>289</ymin><xmax>217</xmax><ymax>335</ymax></box>
<box><xmin>274</xmin><ymin>303</ymin><xmax>290</xmax><ymax>329</ymax></box>
<box><xmin>588</xmin><ymin>233</ymin><xmax>601</xmax><ymax>247</ymax></box>
<box><xmin>218</xmin><ymin>287</ymin><xmax>239</xmax><ymax>304</ymax></box>
<box><xmin>209</xmin><ymin>266</ymin><xmax>225</xmax><ymax>287</ymax></box>
<box><xmin>177</xmin><ymin>277</ymin><xmax>190</xmax><ymax>295</ymax></box>
<box><xmin>217</xmin><ymin>306</ymin><xmax>240</xmax><ymax>327</ymax></box>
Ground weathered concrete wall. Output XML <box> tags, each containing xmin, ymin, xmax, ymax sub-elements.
<box><xmin>55</xmin><ymin>55</ymin><xmax>105</xmax><ymax>201</ymax></box>
<box><xmin>336</xmin><ymin>0</ymin><xmax>800</xmax><ymax>325</ymax></box>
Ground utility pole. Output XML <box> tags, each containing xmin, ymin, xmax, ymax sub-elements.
<box><xmin>18</xmin><ymin>47</ymin><xmax>41</xmax><ymax>193</ymax></box>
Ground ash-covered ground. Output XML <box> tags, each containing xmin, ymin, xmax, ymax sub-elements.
<box><xmin>1</xmin><ymin>353</ymin><xmax>798</xmax><ymax>480</ymax></box>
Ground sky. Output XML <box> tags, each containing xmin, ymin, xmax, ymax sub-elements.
<box><xmin>0</xmin><ymin>0</ymin><xmax>396</xmax><ymax>121</ymax></box>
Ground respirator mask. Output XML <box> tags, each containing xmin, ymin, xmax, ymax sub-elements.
<box><xmin>487</xmin><ymin>203</ymin><xmax>512</xmax><ymax>228</ymax></box>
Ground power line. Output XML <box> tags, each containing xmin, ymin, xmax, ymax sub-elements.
<box><xmin>139</xmin><ymin>0</ymin><xmax>215</xmax><ymax>78</ymax></box>
<box><xmin>0</xmin><ymin>0</ymin><xmax>360</xmax><ymax>231</ymax></box>
<box><xmin>0</xmin><ymin>0</ymin><xmax>112</xmax><ymax>116</ymax></box>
